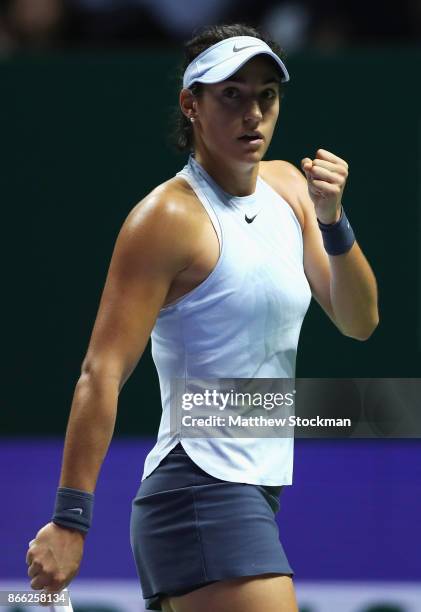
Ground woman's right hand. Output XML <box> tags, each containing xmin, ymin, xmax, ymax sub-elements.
<box><xmin>26</xmin><ymin>522</ymin><xmax>85</xmax><ymax>594</ymax></box>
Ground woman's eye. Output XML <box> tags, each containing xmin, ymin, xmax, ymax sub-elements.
<box><xmin>262</xmin><ymin>89</ymin><xmax>277</xmax><ymax>99</ymax></box>
<box><xmin>223</xmin><ymin>88</ymin><xmax>240</xmax><ymax>98</ymax></box>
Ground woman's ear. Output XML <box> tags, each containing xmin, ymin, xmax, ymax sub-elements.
<box><xmin>179</xmin><ymin>88</ymin><xmax>196</xmax><ymax>122</ymax></box>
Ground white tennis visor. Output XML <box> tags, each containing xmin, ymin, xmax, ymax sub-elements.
<box><xmin>183</xmin><ymin>36</ymin><xmax>290</xmax><ymax>89</ymax></box>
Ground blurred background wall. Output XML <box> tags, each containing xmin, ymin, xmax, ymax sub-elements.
<box><xmin>1</xmin><ymin>1</ymin><xmax>421</xmax><ymax>611</ymax></box>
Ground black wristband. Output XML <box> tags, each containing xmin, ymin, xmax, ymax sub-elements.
<box><xmin>317</xmin><ymin>207</ymin><xmax>355</xmax><ymax>255</ymax></box>
<box><xmin>52</xmin><ymin>487</ymin><xmax>94</xmax><ymax>534</ymax></box>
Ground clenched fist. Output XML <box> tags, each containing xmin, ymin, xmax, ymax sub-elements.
<box><xmin>301</xmin><ymin>149</ymin><xmax>349</xmax><ymax>225</ymax></box>
<box><xmin>26</xmin><ymin>522</ymin><xmax>85</xmax><ymax>595</ymax></box>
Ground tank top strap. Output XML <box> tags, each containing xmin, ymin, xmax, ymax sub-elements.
<box><xmin>176</xmin><ymin>164</ymin><xmax>222</xmax><ymax>245</ymax></box>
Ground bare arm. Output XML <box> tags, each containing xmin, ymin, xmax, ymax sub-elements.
<box><xmin>268</xmin><ymin>155</ymin><xmax>378</xmax><ymax>340</ymax></box>
<box><xmin>307</xmin><ymin>238</ymin><xmax>379</xmax><ymax>341</ymax></box>
<box><xmin>60</xmin><ymin>189</ymin><xmax>195</xmax><ymax>491</ymax></box>
<box><xmin>26</xmin><ymin>185</ymin><xmax>195</xmax><ymax>591</ymax></box>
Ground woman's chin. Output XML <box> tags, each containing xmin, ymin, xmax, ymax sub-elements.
<box><xmin>236</xmin><ymin>139</ymin><xmax>267</xmax><ymax>159</ymax></box>
<box><xmin>238</xmin><ymin>148</ymin><xmax>266</xmax><ymax>164</ymax></box>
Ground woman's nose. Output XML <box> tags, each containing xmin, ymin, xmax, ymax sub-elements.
<box><xmin>243</xmin><ymin>99</ymin><xmax>263</xmax><ymax>122</ymax></box>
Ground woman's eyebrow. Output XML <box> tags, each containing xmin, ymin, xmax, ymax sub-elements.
<box><xmin>223</xmin><ymin>75</ymin><xmax>281</xmax><ymax>85</ymax></box>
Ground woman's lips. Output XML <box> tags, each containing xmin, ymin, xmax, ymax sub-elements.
<box><xmin>238</xmin><ymin>136</ymin><xmax>264</xmax><ymax>146</ymax></box>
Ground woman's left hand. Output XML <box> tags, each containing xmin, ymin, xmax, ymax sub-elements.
<box><xmin>301</xmin><ymin>149</ymin><xmax>349</xmax><ymax>224</ymax></box>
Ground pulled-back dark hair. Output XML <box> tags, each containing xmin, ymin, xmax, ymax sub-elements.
<box><xmin>169</xmin><ymin>24</ymin><xmax>287</xmax><ymax>152</ymax></box>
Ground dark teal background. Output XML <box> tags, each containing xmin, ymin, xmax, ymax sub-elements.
<box><xmin>2</xmin><ymin>49</ymin><xmax>420</xmax><ymax>434</ymax></box>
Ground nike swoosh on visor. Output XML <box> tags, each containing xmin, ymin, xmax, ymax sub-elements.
<box><xmin>233</xmin><ymin>44</ymin><xmax>261</xmax><ymax>52</ymax></box>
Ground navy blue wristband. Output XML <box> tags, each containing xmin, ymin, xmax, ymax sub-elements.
<box><xmin>317</xmin><ymin>207</ymin><xmax>355</xmax><ymax>255</ymax></box>
<box><xmin>52</xmin><ymin>487</ymin><xmax>94</xmax><ymax>534</ymax></box>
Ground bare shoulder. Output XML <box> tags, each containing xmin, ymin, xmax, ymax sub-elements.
<box><xmin>114</xmin><ymin>175</ymin><xmax>205</xmax><ymax>271</ymax></box>
<box><xmin>259</xmin><ymin>159</ymin><xmax>313</xmax><ymax>231</ymax></box>
<box><xmin>120</xmin><ymin>177</ymin><xmax>203</xmax><ymax>251</ymax></box>
<box><xmin>126</xmin><ymin>175</ymin><xmax>203</xmax><ymax>233</ymax></box>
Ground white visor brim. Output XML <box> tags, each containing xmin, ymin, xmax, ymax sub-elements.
<box><xmin>183</xmin><ymin>36</ymin><xmax>290</xmax><ymax>89</ymax></box>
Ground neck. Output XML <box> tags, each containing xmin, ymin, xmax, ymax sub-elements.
<box><xmin>194</xmin><ymin>148</ymin><xmax>259</xmax><ymax>197</ymax></box>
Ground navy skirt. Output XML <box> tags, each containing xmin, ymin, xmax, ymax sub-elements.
<box><xmin>130</xmin><ymin>443</ymin><xmax>293</xmax><ymax>611</ymax></box>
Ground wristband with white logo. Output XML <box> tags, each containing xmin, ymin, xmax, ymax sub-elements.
<box><xmin>317</xmin><ymin>206</ymin><xmax>355</xmax><ymax>256</ymax></box>
<box><xmin>52</xmin><ymin>486</ymin><xmax>94</xmax><ymax>534</ymax></box>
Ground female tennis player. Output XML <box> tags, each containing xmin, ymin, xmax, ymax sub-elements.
<box><xmin>26</xmin><ymin>23</ymin><xmax>378</xmax><ymax>612</ymax></box>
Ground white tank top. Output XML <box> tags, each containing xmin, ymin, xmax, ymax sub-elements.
<box><xmin>141</xmin><ymin>155</ymin><xmax>312</xmax><ymax>485</ymax></box>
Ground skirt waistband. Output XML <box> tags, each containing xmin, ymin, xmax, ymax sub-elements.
<box><xmin>147</xmin><ymin>442</ymin><xmax>283</xmax><ymax>512</ymax></box>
